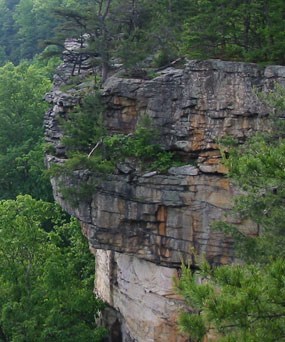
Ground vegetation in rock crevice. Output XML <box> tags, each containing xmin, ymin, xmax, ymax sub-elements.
<box><xmin>49</xmin><ymin>90</ymin><xmax>183</xmax><ymax>203</ymax></box>
<box><xmin>176</xmin><ymin>87</ymin><xmax>285</xmax><ymax>341</ymax></box>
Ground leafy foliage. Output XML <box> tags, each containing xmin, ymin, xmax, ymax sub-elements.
<box><xmin>0</xmin><ymin>57</ymin><xmax>60</xmax><ymax>201</ymax></box>
<box><xmin>43</xmin><ymin>0</ymin><xmax>285</xmax><ymax>69</ymax></box>
<box><xmin>0</xmin><ymin>0</ymin><xmax>284</xmax><ymax>67</ymax></box>
<box><xmin>0</xmin><ymin>0</ymin><xmax>84</xmax><ymax>65</ymax></box>
<box><xmin>57</xmin><ymin>95</ymin><xmax>180</xmax><ymax>174</ymax></box>
<box><xmin>103</xmin><ymin>115</ymin><xmax>170</xmax><ymax>167</ymax></box>
<box><xmin>180</xmin><ymin>0</ymin><xmax>285</xmax><ymax>64</ymax></box>
<box><xmin>215</xmin><ymin>86</ymin><xmax>285</xmax><ymax>263</ymax></box>
<box><xmin>0</xmin><ymin>195</ymin><xmax>106</xmax><ymax>341</ymax></box>
<box><xmin>43</xmin><ymin>0</ymin><xmax>194</xmax><ymax>73</ymax></box>
<box><xmin>62</xmin><ymin>92</ymin><xmax>106</xmax><ymax>154</ymax></box>
<box><xmin>49</xmin><ymin>94</ymin><xmax>182</xmax><ymax>203</ymax></box>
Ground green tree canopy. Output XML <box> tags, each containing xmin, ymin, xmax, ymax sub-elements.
<box><xmin>0</xmin><ymin>194</ymin><xmax>106</xmax><ymax>341</ymax></box>
<box><xmin>0</xmin><ymin>0</ymin><xmax>284</xmax><ymax>67</ymax></box>
<box><xmin>0</xmin><ymin>57</ymin><xmax>59</xmax><ymax>200</ymax></box>
<box><xmin>181</xmin><ymin>0</ymin><xmax>285</xmax><ymax>64</ymax></box>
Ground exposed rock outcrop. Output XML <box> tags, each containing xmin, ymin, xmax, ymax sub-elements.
<box><xmin>44</xmin><ymin>56</ymin><xmax>285</xmax><ymax>341</ymax></box>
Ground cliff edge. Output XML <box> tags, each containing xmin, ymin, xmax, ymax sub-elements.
<box><xmin>44</xmin><ymin>54</ymin><xmax>285</xmax><ymax>341</ymax></box>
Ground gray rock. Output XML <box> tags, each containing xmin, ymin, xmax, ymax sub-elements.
<box><xmin>142</xmin><ymin>171</ymin><xmax>158</xmax><ymax>177</ymax></box>
<box><xmin>117</xmin><ymin>163</ymin><xmax>135</xmax><ymax>174</ymax></box>
<box><xmin>168</xmin><ymin>165</ymin><xmax>199</xmax><ymax>176</ymax></box>
<box><xmin>44</xmin><ymin>57</ymin><xmax>285</xmax><ymax>342</ymax></box>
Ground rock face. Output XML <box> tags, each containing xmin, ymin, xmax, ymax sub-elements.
<box><xmin>44</xmin><ymin>57</ymin><xmax>285</xmax><ymax>341</ymax></box>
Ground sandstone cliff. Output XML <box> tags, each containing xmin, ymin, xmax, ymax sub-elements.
<box><xmin>44</xmin><ymin>54</ymin><xmax>285</xmax><ymax>341</ymax></box>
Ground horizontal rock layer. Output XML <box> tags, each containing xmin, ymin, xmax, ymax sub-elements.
<box><xmin>45</xmin><ymin>57</ymin><xmax>285</xmax><ymax>341</ymax></box>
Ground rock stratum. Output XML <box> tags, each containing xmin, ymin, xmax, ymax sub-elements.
<box><xmin>44</xmin><ymin>53</ymin><xmax>285</xmax><ymax>341</ymax></box>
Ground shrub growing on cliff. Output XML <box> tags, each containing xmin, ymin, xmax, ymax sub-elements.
<box><xmin>62</xmin><ymin>91</ymin><xmax>107</xmax><ymax>154</ymax></box>
<box><xmin>177</xmin><ymin>259</ymin><xmax>285</xmax><ymax>342</ymax></box>
<box><xmin>52</xmin><ymin>93</ymin><xmax>180</xmax><ymax>202</ymax></box>
<box><xmin>60</xmin><ymin>93</ymin><xmax>178</xmax><ymax>173</ymax></box>
<box><xmin>177</xmin><ymin>88</ymin><xmax>285</xmax><ymax>340</ymax></box>
<box><xmin>102</xmin><ymin>115</ymin><xmax>176</xmax><ymax>171</ymax></box>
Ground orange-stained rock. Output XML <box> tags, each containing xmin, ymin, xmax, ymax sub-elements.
<box><xmin>45</xmin><ymin>57</ymin><xmax>285</xmax><ymax>342</ymax></box>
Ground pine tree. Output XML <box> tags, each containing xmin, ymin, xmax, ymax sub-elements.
<box><xmin>177</xmin><ymin>86</ymin><xmax>285</xmax><ymax>341</ymax></box>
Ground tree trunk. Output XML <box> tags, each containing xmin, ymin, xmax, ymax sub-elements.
<box><xmin>101</xmin><ymin>60</ymin><xmax>109</xmax><ymax>84</ymax></box>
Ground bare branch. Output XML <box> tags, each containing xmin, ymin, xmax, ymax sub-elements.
<box><xmin>88</xmin><ymin>139</ymin><xmax>103</xmax><ymax>158</ymax></box>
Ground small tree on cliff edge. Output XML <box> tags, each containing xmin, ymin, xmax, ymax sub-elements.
<box><xmin>44</xmin><ymin>0</ymin><xmax>193</xmax><ymax>79</ymax></box>
<box><xmin>45</xmin><ymin>0</ymin><xmax>147</xmax><ymax>81</ymax></box>
<box><xmin>44</xmin><ymin>0</ymin><xmax>112</xmax><ymax>80</ymax></box>
<box><xmin>176</xmin><ymin>87</ymin><xmax>285</xmax><ymax>341</ymax></box>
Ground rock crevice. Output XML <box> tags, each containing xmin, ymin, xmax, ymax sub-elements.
<box><xmin>45</xmin><ymin>57</ymin><xmax>285</xmax><ymax>341</ymax></box>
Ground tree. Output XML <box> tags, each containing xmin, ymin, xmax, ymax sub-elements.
<box><xmin>137</xmin><ymin>0</ymin><xmax>192</xmax><ymax>66</ymax></box>
<box><xmin>177</xmin><ymin>259</ymin><xmax>285</xmax><ymax>342</ymax></box>
<box><xmin>0</xmin><ymin>57</ymin><xmax>59</xmax><ymax>200</ymax></box>
<box><xmin>0</xmin><ymin>194</ymin><xmax>106</xmax><ymax>341</ymax></box>
<box><xmin>12</xmin><ymin>0</ymin><xmax>59</xmax><ymax>61</ymax></box>
<box><xmin>216</xmin><ymin>85</ymin><xmax>285</xmax><ymax>263</ymax></box>
<box><xmin>0</xmin><ymin>0</ymin><xmax>18</xmax><ymax>65</ymax></box>
<box><xmin>180</xmin><ymin>0</ymin><xmax>285</xmax><ymax>64</ymax></box>
<box><xmin>176</xmin><ymin>87</ymin><xmax>285</xmax><ymax>341</ymax></box>
<box><xmin>0</xmin><ymin>0</ymin><xmax>66</xmax><ymax>64</ymax></box>
<box><xmin>44</xmin><ymin>1</ymin><xmax>115</xmax><ymax>80</ymax></box>
<box><xmin>45</xmin><ymin>0</ymin><xmax>193</xmax><ymax>79</ymax></box>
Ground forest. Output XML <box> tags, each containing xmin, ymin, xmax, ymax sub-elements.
<box><xmin>0</xmin><ymin>0</ymin><xmax>284</xmax><ymax>341</ymax></box>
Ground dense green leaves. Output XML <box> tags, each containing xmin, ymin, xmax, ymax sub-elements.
<box><xmin>62</xmin><ymin>92</ymin><xmax>106</xmax><ymax>154</ymax></box>
<box><xmin>181</xmin><ymin>0</ymin><xmax>285</xmax><ymax>64</ymax></box>
<box><xmin>219</xmin><ymin>88</ymin><xmax>285</xmax><ymax>262</ymax></box>
<box><xmin>0</xmin><ymin>0</ymin><xmax>284</xmax><ymax>67</ymax></box>
<box><xmin>0</xmin><ymin>0</ymin><xmax>75</xmax><ymax>65</ymax></box>
<box><xmin>0</xmin><ymin>58</ymin><xmax>60</xmax><ymax>200</ymax></box>
<box><xmin>58</xmin><ymin>96</ymin><xmax>180</xmax><ymax>176</ymax></box>
<box><xmin>0</xmin><ymin>55</ymin><xmax>106</xmax><ymax>341</ymax></box>
<box><xmin>0</xmin><ymin>195</ymin><xmax>106</xmax><ymax>341</ymax></box>
<box><xmin>46</xmin><ymin>0</ymin><xmax>192</xmax><ymax>70</ymax></box>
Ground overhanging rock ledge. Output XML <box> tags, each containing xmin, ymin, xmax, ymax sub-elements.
<box><xmin>44</xmin><ymin>58</ymin><xmax>285</xmax><ymax>341</ymax></box>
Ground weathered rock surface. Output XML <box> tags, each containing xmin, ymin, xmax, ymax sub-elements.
<box><xmin>96</xmin><ymin>250</ymin><xmax>185</xmax><ymax>342</ymax></box>
<box><xmin>44</xmin><ymin>58</ymin><xmax>285</xmax><ymax>341</ymax></box>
